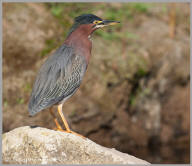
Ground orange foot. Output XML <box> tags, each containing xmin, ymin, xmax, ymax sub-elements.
<box><xmin>55</xmin><ymin>128</ymin><xmax>86</xmax><ymax>139</ymax></box>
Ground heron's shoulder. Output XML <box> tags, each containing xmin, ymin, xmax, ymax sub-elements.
<box><xmin>42</xmin><ymin>44</ymin><xmax>73</xmax><ymax>65</ymax></box>
<box><xmin>54</xmin><ymin>44</ymin><xmax>74</xmax><ymax>57</ymax></box>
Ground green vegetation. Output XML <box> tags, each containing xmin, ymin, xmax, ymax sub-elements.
<box><xmin>3</xmin><ymin>99</ymin><xmax>8</xmax><ymax>108</ymax></box>
<box><xmin>136</xmin><ymin>68</ymin><xmax>149</xmax><ymax>78</ymax></box>
<box><xmin>16</xmin><ymin>98</ymin><xmax>24</xmax><ymax>104</ymax></box>
<box><xmin>129</xmin><ymin>93</ymin><xmax>137</xmax><ymax>106</ymax></box>
<box><xmin>24</xmin><ymin>83</ymin><xmax>32</xmax><ymax>93</ymax></box>
<box><xmin>131</xmin><ymin>3</ymin><xmax>151</xmax><ymax>13</ymax></box>
<box><xmin>50</xmin><ymin>5</ymin><xmax>63</xmax><ymax>18</ymax></box>
<box><xmin>40</xmin><ymin>39</ymin><xmax>58</xmax><ymax>57</ymax></box>
<box><xmin>128</xmin><ymin>67</ymin><xmax>150</xmax><ymax>106</ymax></box>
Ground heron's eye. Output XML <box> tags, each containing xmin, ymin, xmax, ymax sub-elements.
<box><xmin>93</xmin><ymin>20</ymin><xmax>102</xmax><ymax>24</ymax></box>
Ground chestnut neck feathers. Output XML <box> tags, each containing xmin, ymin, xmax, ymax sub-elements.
<box><xmin>64</xmin><ymin>24</ymin><xmax>94</xmax><ymax>63</ymax></box>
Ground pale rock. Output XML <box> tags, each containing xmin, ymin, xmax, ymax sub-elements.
<box><xmin>3</xmin><ymin>126</ymin><xmax>150</xmax><ymax>164</ymax></box>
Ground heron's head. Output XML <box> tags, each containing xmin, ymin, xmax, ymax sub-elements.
<box><xmin>67</xmin><ymin>14</ymin><xmax>120</xmax><ymax>37</ymax></box>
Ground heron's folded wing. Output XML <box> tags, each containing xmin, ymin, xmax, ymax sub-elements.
<box><xmin>28</xmin><ymin>45</ymin><xmax>87</xmax><ymax>115</ymax></box>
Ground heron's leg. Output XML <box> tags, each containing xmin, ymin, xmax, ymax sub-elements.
<box><xmin>49</xmin><ymin>107</ymin><xmax>63</xmax><ymax>130</ymax></box>
<box><xmin>57</xmin><ymin>104</ymin><xmax>85</xmax><ymax>139</ymax></box>
<box><xmin>57</xmin><ymin>104</ymin><xmax>70</xmax><ymax>131</ymax></box>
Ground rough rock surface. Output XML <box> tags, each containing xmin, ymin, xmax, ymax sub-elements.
<box><xmin>2</xmin><ymin>126</ymin><xmax>150</xmax><ymax>164</ymax></box>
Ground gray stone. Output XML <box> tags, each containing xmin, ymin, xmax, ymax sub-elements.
<box><xmin>3</xmin><ymin>126</ymin><xmax>150</xmax><ymax>164</ymax></box>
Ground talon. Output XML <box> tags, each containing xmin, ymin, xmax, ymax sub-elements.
<box><xmin>55</xmin><ymin>128</ymin><xmax>85</xmax><ymax>139</ymax></box>
<box><xmin>67</xmin><ymin>130</ymin><xmax>86</xmax><ymax>139</ymax></box>
<box><xmin>55</xmin><ymin>128</ymin><xmax>65</xmax><ymax>132</ymax></box>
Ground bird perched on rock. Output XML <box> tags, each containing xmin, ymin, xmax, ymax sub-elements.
<box><xmin>28</xmin><ymin>14</ymin><xmax>119</xmax><ymax>138</ymax></box>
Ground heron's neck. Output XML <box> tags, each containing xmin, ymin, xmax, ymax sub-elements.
<box><xmin>65</xmin><ymin>24</ymin><xmax>94</xmax><ymax>44</ymax></box>
<box><xmin>64</xmin><ymin>24</ymin><xmax>95</xmax><ymax>63</ymax></box>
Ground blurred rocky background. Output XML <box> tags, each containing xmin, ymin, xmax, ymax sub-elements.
<box><xmin>3</xmin><ymin>2</ymin><xmax>190</xmax><ymax>164</ymax></box>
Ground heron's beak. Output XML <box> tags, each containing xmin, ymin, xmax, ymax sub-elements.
<box><xmin>95</xmin><ymin>20</ymin><xmax>120</xmax><ymax>28</ymax></box>
<box><xmin>101</xmin><ymin>20</ymin><xmax>120</xmax><ymax>26</ymax></box>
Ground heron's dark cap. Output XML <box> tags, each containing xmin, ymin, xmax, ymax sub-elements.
<box><xmin>74</xmin><ymin>14</ymin><xmax>102</xmax><ymax>25</ymax></box>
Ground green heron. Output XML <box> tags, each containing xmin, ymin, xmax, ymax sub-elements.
<box><xmin>28</xmin><ymin>14</ymin><xmax>119</xmax><ymax>138</ymax></box>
